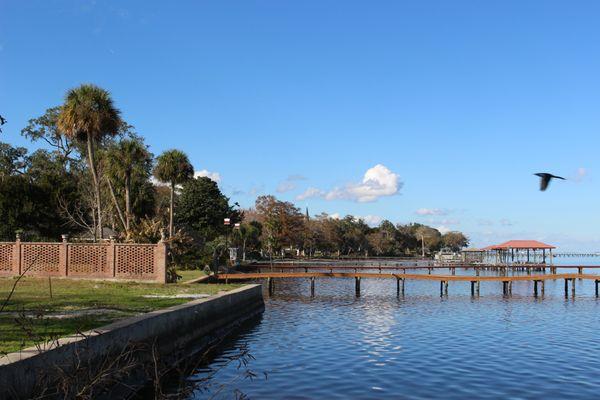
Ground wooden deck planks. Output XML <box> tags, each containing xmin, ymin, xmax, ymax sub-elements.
<box><xmin>217</xmin><ymin>272</ymin><xmax>599</xmax><ymax>282</ymax></box>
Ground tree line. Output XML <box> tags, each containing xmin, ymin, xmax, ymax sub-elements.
<box><xmin>238</xmin><ymin>195</ymin><xmax>469</xmax><ymax>260</ymax></box>
<box><xmin>0</xmin><ymin>84</ymin><xmax>468</xmax><ymax>268</ymax></box>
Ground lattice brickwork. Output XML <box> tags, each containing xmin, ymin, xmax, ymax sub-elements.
<box><xmin>0</xmin><ymin>244</ymin><xmax>13</xmax><ymax>272</ymax></box>
<box><xmin>0</xmin><ymin>241</ymin><xmax>165</xmax><ymax>282</ymax></box>
<box><xmin>115</xmin><ymin>245</ymin><xmax>155</xmax><ymax>278</ymax></box>
<box><xmin>68</xmin><ymin>244</ymin><xmax>109</xmax><ymax>276</ymax></box>
<box><xmin>22</xmin><ymin>244</ymin><xmax>60</xmax><ymax>274</ymax></box>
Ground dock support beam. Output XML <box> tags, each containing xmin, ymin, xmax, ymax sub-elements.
<box><xmin>310</xmin><ymin>277</ymin><xmax>315</xmax><ymax>297</ymax></box>
<box><xmin>267</xmin><ymin>277</ymin><xmax>274</xmax><ymax>295</ymax></box>
<box><xmin>396</xmin><ymin>277</ymin><xmax>405</xmax><ymax>297</ymax></box>
<box><xmin>596</xmin><ymin>280</ymin><xmax>599</xmax><ymax>297</ymax></box>
<box><xmin>470</xmin><ymin>281</ymin><xmax>476</xmax><ymax>296</ymax></box>
<box><xmin>440</xmin><ymin>281</ymin><xmax>448</xmax><ymax>296</ymax></box>
<box><xmin>564</xmin><ymin>278</ymin><xmax>576</xmax><ymax>297</ymax></box>
<box><xmin>534</xmin><ymin>280</ymin><xmax>539</xmax><ymax>297</ymax></box>
<box><xmin>355</xmin><ymin>277</ymin><xmax>361</xmax><ymax>296</ymax></box>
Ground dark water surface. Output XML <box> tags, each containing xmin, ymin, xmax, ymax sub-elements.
<box><xmin>183</xmin><ymin>263</ymin><xmax>600</xmax><ymax>399</ymax></box>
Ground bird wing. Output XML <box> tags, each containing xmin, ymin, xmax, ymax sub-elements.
<box><xmin>540</xmin><ymin>175</ymin><xmax>550</xmax><ymax>191</ymax></box>
<box><xmin>552</xmin><ymin>175</ymin><xmax>566</xmax><ymax>180</ymax></box>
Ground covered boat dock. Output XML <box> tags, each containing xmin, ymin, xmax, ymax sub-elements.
<box><xmin>483</xmin><ymin>240</ymin><xmax>556</xmax><ymax>265</ymax></box>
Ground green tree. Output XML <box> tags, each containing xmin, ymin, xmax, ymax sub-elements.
<box><xmin>21</xmin><ymin>106</ymin><xmax>75</xmax><ymax>166</ymax></box>
<box><xmin>176</xmin><ymin>176</ymin><xmax>238</xmax><ymax>242</ymax></box>
<box><xmin>255</xmin><ymin>195</ymin><xmax>305</xmax><ymax>257</ymax></box>
<box><xmin>105</xmin><ymin>138</ymin><xmax>153</xmax><ymax>235</ymax></box>
<box><xmin>442</xmin><ymin>231</ymin><xmax>469</xmax><ymax>251</ymax></box>
<box><xmin>153</xmin><ymin>149</ymin><xmax>194</xmax><ymax>237</ymax></box>
<box><xmin>233</xmin><ymin>222</ymin><xmax>261</xmax><ymax>261</ymax></box>
<box><xmin>413</xmin><ymin>225</ymin><xmax>442</xmax><ymax>255</ymax></box>
<box><xmin>0</xmin><ymin>142</ymin><xmax>28</xmax><ymax>179</ymax></box>
<box><xmin>367</xmin><ymin>220</ymin><xmax>398</xmax><ymax>256</ymax></box>
<box><xmin>57</xmin><ymin>84</ymin><xmax>123</xmax><ymax>239</ymax></box>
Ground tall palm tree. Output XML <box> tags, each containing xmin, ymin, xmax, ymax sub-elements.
<box><xmin>105</xmin><ymin>138</ymin><xmax>152</xmax><ymax>235</ymax></box>
<box><xmin>57</xmin><ymin>84</ymin><xmax>122</xmax><ymax>240</ymax></box>
<box><xmin>153</xmin><ymin>149</ymin><xmax>194</xmax><ymax>237</ymax></box>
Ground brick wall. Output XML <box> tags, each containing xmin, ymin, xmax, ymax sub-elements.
<box><xmin>0</xmin><ymin>239</ymin><xmax>168</xmax><ymax>283</ymax></box>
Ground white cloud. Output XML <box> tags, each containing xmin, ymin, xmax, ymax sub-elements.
<box><xmin>277</xmin><ymin>174</ymin><xmax>308</xmax><ymax>193</ymax></box>
<box><xmin>416</xmin><ymin>208</ymin><xmax>449</xmax><ymax>216</ymax></box>
<box><xmin>296</xmin><ymin>187</ymin><xmax>326</xmax><ymax>201</ymax></box>
<box><xmin>296</xmin><ymin>164</ymin><xmax>402</xmax><ymax>203</ymax></box>
<box><xmin>150</xmin><ymin>176</ymin><xmax>165</xmax><ymax>187</ymax></box>
<box><xmin>248</xmin><ymin>185</ymin><xmax>265</xmax><ymax>196</ymax></box>
<box><xmin>433</xmin><ymin>218</ymin><xmax>460</xmax><ymax>226</ymax></box>
<box><xmin>326</xmin><ymin>164</ymin><xmax>401</xmax><ymax>202</ymax></box>
<box><xmin>329</xmin><ymin>213</ymin><xmax>341</xmax><ymax>219</ymax></box>
<box><xmin>277</xmin><ymin>181</ymin><xmax>296</xmax><ymax>193</ymax></box>
<box><xmin>194</xmin><ymin>169</ymin><xmax>221</xmax><ymax>183</ymax></box>
<box><xmin>436</xmin><ymin>225</ymin><xmax>451</xmax><ymax>234</ymax></box>
<box><xmin>360</xmin><ymin>215</ymin><xmax>383</xmax><ymax>227</ymax></box>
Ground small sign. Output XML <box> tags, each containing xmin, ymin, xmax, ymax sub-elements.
<box><xmin>234</xmin><ymin>223</ymin><xmax>241</xmax><ymax>228</ymax></box>
<box><xmin>224</xmin><ymin>218</ymin><xmax>231</xmax><ymax>225</ymax></box>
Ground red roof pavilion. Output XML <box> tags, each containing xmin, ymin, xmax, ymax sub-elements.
<box><xmin>489</xmin><ymin>240</ymin><xmax>555</xmax><ymax>250</ymax></box>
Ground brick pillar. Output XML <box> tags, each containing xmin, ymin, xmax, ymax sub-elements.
<box><xmin>59</xmin><ymin>234</ymin><xmax>69</xmax><ymax>277</ymax></box>
<box><xmin>154</xmin><ymin>240</ymin><xmax>168</xmax><ymax>284</ymax></box>
<box><xmin>108</xmin><ymin>238</ymin><xmax>116</xmax><ymax>278</ymax></box>
<box><xmin>12</xmin><ymin>235</ymin><xmax>21</xmax><ymax>276</ymax></box>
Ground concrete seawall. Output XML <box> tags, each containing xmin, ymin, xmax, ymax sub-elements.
<box><xmin>0</xmin><ymin>284</ymin><xmax>264</xmax><ymax>399</ymax></box>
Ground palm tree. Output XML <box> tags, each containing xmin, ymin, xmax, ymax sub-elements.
<box><xmin>153</xmin><ymin>149</ymin><xmax>194</xmax><ymax>237</ymax></box>
<box><xmin>57</xmin><ymin>84</ymin><xmax>122</xmax><ymax>240</ymax></box>
<box><xmin>105</xmin><ymin>138</ymin><xmax>152</xmax><ymax>236</ymax></box>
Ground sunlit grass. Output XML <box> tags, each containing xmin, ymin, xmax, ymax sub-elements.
<box><xmin>0</xmin><ymin>274</ymin><xmax>239</xmax><ymax>354</ymax></box>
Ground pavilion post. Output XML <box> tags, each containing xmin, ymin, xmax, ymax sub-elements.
<box><xmin>543</xmin><ymin>249</ymin><xmax>546</xmax><ymax>264</ymax></box>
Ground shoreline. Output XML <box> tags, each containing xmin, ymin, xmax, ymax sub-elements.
<box><xmin>0</xmin><ymin>284</ymin><xmax>264</xmax><ymax>399</ymax></box>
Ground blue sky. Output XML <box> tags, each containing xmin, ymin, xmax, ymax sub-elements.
<box><xmin>1</xmin><ymin>1</ymin><xmax>600</xmax><ymax>249</ymax></box>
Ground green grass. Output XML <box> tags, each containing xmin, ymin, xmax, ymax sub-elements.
<box><xmin>0</xmin><ymin>275</ymin><xmax>240</xmax><ymax>354</ymax></box>
<box><xmin>177</xmin><ymin>269</ymin><xmax>210</xmax><ymax>283</ymax></box>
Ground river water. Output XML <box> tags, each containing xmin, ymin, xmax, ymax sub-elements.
<box><xmin>179</xmin><ymin>259</ymin><xmax>600</xmax><ymax>399</ymax></box>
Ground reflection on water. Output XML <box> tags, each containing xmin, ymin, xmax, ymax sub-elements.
<box><xmin>181</xmin><ymin>262</ymin><xmax>600</xmax><ymax>399</ymax></box>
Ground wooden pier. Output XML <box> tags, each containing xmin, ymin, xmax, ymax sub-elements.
<box><xmin>248</xmin><ymin>263</ymin><xmax>600</xmax><ymax>275</ymax></box>
<box><xmin>216</xmin><ymin>272</ymin><xmax>600</xmax><ymax>298</ymax></box>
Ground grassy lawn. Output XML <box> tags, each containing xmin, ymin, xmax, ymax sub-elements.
<box><xmin>0</xmin><ymin>275</ymin><xmax>240</xmax><ymax>354</ymax></box>
<box><xmin>177</xmin><ymin>269</ymin><xmax>210</xmax><ymax>283</ymax></box>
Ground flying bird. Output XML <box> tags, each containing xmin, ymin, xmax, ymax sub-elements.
<box><xmin>534</xmin><ymin>173</ymin><xmax>565</xmax><ymax>191</ymax></box>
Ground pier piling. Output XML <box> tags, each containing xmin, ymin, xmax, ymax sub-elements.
<box><xmin>267</xmin><ymin>277</ymin><xmax>274</xmax><ymax>295</ymax></box>
<box><xmin>355</xmin><ymin>277</ymin><xmax>361</xmax><ymax>296</ymax></box>
<box><xmin>310</xmin><ymin>277</ymin><xmax>315</xmax><ymax>297</ymax></box>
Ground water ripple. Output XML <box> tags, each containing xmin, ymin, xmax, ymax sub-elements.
<box><xmin>181</xmin><ymin>274</ymin><xmax>600</xmax><ymax>399</ymax></box>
